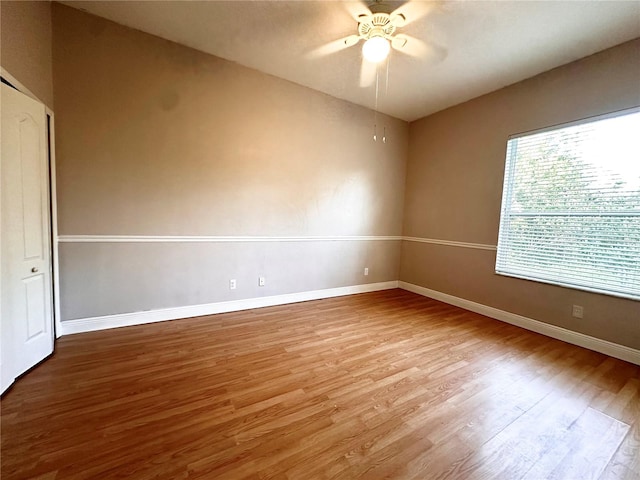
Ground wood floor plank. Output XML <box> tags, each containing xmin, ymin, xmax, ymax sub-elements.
<box><xmin>1</xmin><ymin>289</ymin><xmax>638</xmax><ymax>479</ymax></box>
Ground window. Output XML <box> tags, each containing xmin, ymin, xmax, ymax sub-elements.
<box><xmin>496</xmin><ymin>108</ymin><xmax>640</xmax><ymax>300</ymax></box>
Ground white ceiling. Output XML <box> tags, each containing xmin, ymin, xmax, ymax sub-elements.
<box><xmin>60</xmin><ymin>1</ymin><xmax>640</xmax><ymax>122</ymax></box>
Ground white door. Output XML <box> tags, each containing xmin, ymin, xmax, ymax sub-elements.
<box><xmin>1</xmin><ymin>82</ymin><xmax>54</xmax><ymax>394</ymax></box>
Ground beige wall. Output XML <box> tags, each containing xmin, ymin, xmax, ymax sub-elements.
<box><xmin>59</xmin><ymin>241</ymin><xmax>401</xmax><ymax>319</ymax></box>
<box><xmin>402</xmin><ymin>39</ymin><xmax>640</xmax><ymax>350</ymax></box>
<box><xmin>52</xmin><ymin>4</ymin><xmax>407</xmax><ymax>320</ymax></box>
<box><xmin>0</xmin><ymin>0</ymin><xmax>53</xmax><ymax>108</ymax></box>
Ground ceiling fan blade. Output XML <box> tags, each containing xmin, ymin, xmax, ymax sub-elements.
<box><xmin>308</xmin><ymin>35</ymin><xmax>360</xmax><ymax>58</ymax></box>
<box><xmin>389</xmin><ymin>13</ymin><xmax>406</xmax><ymax>28</ymax></box>
<box><xmin>345</xmin><ymin>1</ymin><xmax>371</xmax><ymax>22</ymax></box>
<box><xmin>359</xmin><ymin>59</ymin><xmax>377</xmax><ymax>88</ymax></box>
<box><xmin>391</xmin><ymin>1</ymin><xmax>443</xmax><ymax>27</ymax></box>
<box><xmin>391</xmin><ymin>36</ymin><xmax>407</xmax><ymax>50</ymax></box>
<box><xmin>344</xmin><ymin>34</ymin><xmax>361</xmax><ymax>47</ymax></box>
<box><xmin>391</xmin><ymin>34</ymin><xmax>447</xmax><ymax>63</ymax></box>
<box><xmin>357</xmin><ymin>13</ymin><xmax>372</xmax><ymax>25</ymax></box>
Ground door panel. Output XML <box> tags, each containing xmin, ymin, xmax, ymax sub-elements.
<box><xmin>20</xmin><ymin>116</ymin><xmax>45</xmax><ymax>260</ymax></box>
<box><xmin>25</xmin><ymin>275</ymin><xmax>47</xmax><ymax>339</ymax></box>
<box><xmin>1</xmin><ymin>82</ymin><xmax>54</xmax><ymax>394</ymax></box>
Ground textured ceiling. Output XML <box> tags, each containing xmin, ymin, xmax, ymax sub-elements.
<box><xmin>60</xmin><ymin>1</ymin><xmax>640</xmax><ymax>122</ymax></box>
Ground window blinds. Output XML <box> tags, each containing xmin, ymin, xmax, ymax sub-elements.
<box><xmin>496</xmin><ymin>109</ymin><xmax>640</xmax><ymax>300</ymax></box>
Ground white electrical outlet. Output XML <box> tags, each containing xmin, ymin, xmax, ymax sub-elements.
<box><xmin>572</xmin><ymin>305</ymin><xmax>584</xmax><ymax>319</ymax></box>
<box><xmin>364</xmin><ymin>267</ymin><xmax>369</xmax><ymax>276</ymax></box>
<box><xmin>258</xmin><ymin>276</ymin><xmax>265</xmax><ymax>287</ymax></box>
<box><xmin>229</xmin><ymin>279</ymin><xmax>236</xmax><ymax>290</ymax></box>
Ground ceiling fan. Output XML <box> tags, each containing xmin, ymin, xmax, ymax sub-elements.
<box><xmin>311</xmin><ymin>1</ymin><xmax>444</xmax><ymax>87</ymax></box>
<box><xmin>342</xmin><ymin>4</ymin><xmax>409</xmax><ymax>64</ymax></box>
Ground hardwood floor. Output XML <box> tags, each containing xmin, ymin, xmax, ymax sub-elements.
<box><xmin>1</xmin><ymin>289</ymin><xmax>639</xmax><ymax>479</ymax></box>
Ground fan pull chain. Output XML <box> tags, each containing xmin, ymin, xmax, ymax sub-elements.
<box><xmin>372</xmin><ymin>58</ymin><xmax>389</xmax><ymax>144</ymax></box>
<box><xmin>385</xmin><ymin>55</ymin><xmax>390</xmax><ymax>97</ymax></box>
<box><xmin>383</xmin><ymin>56</ymin><xmax>389</xmax><ymax>143</ymax></box>
<box><xmin>373</xmin><ymin>67</ymin><xmax>379</xmax><ymax>142</ymax></box>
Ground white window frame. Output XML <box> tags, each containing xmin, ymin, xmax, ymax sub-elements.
<box><xmin>496</xmin><ymin>107</ymin><xmax>640</xmax><ymax>301</ymax></box>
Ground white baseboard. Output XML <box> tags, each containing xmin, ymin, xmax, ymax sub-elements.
<box><xmin>58</xmin><ymin>281</ymin><xmax>399</xmax><ymax>335</ymax></box>
<box><xmin>399</xmin><ymin>281</ymin><xmax>640</xmax><ymax>366</ymax></box>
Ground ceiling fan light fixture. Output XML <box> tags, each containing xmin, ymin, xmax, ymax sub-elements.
<box><xmin>362</xmin><ymin>36</ymin><xmax>390</xmax><ymax>63</ymax></box>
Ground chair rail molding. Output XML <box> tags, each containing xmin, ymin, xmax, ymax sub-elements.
<box><xmin>57</xmin><ymin>235</ymin><xmax>403</xmax><ymax>243</ymax></box>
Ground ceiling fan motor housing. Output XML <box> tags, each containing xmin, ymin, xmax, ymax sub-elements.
<box><xmin>358</xmin><ymin>13</ymin><xmax>397</xmax><ymax>40</ymax></box>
